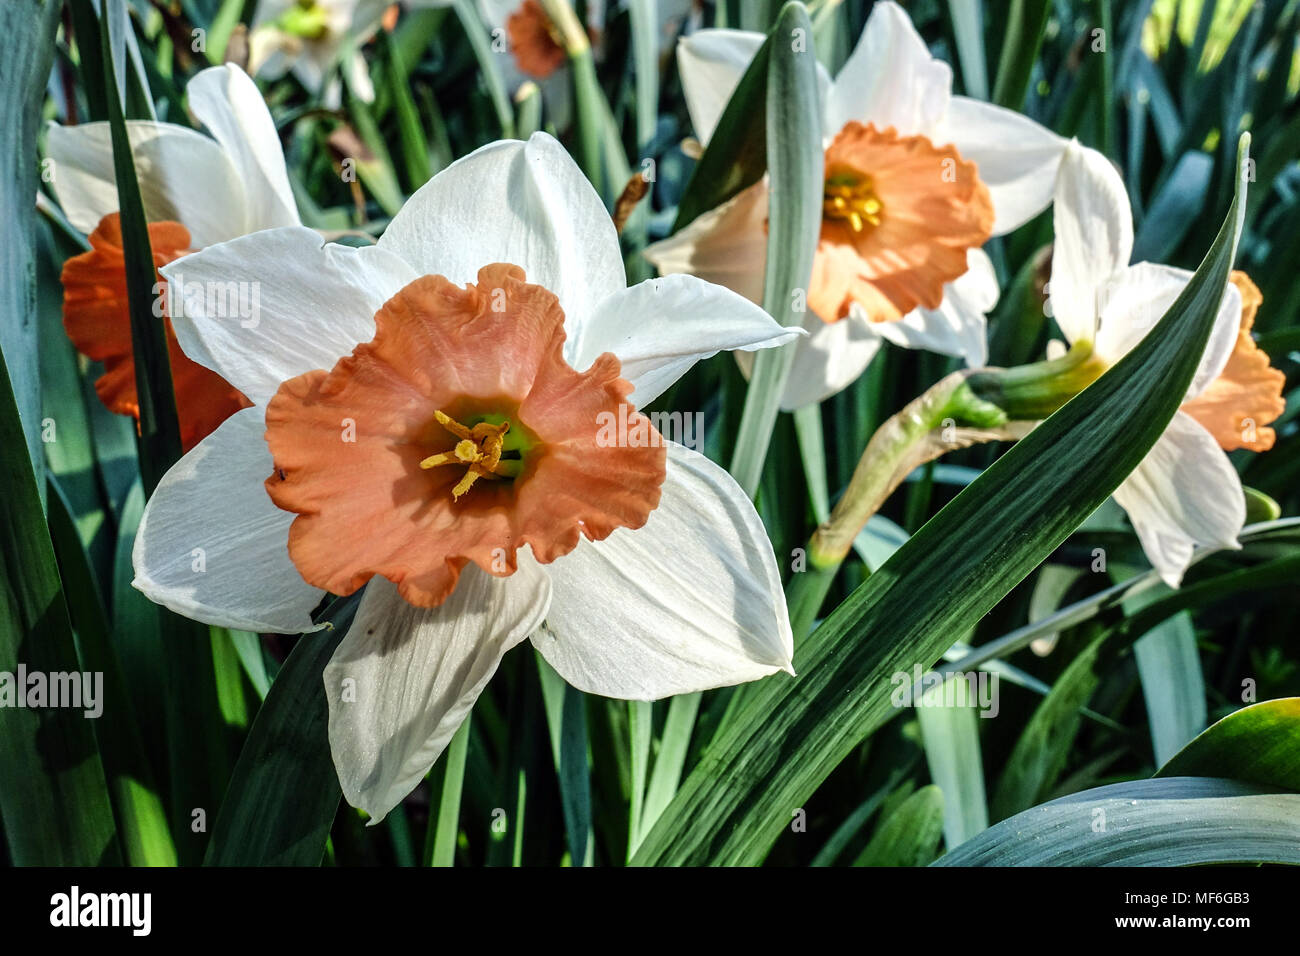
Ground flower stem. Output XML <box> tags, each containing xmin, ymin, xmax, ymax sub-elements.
<box><xmin>808</xmin><ymin>371</ymin><xmax>1013</xmax><ymax>570</ymax></box>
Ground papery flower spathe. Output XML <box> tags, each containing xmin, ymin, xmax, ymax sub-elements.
<box><xmin>645</xmin><ymin>0</ymin><xmax>1075</xmax><ymax>410</ymax></box>
<box><xmin>48</xmin><ymin>64</ymin><xmax>299</xmax><ymax>450</ymax></box>
<box><xmin>1049</xmin><ymin>143</ymin><xmax>1285</xmax><ymax>587</ymax></box>
<box><xmin>132</xmin><ymin>132</ymin><xmax>799</xmax><ymax>821</ymax></box>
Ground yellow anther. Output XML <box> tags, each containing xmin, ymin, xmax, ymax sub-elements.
<box><xmin>434</xmin><ymin>409</ymin><xmax>472</xmax><ymax>440</ymax></box>
<box><xmin>421</xmin><ymin>411</ymin><xmax>514</xmax><ymax>501</ymax></box>
<box><xmin>823</xmin><ymin>171</ymin><xmax>883</xmax><ymax>232</ymax></box>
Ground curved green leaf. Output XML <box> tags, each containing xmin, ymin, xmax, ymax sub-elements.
<box><xmin>936</xmin><ymin>777</ymin><xmax>1300</xmax><ymax>866</ymax></box>
<box><xmin>204</xmin><ymin>602</ymin><xmax>354</xmax><ymax>866</ymax></box>
<box><xmin>854</xmin><ymin>784</ymin><xmax>944</xmax><ymax>867</ymax></box>
<box><xmin>1157</xmin><ymin>697</ymin><xmax>1300</xmax><ymax>792</ymax></box>
<box><xmin>728</xmin><ymin>1</ymin><xmax>823</xmax><ymax>496</ymax></box>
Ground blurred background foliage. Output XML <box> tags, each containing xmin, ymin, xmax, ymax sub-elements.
<box><xmin>3</xmin><ymin>0</ymin><xmax>1299</xmax><ymax>867</ymax></box>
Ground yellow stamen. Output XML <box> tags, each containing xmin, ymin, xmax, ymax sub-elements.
<box><xmin>823</xmin><ymin>170</ymin><xmax>884</xmax><ymax>232</ymax></box>
<box><xmin>421</xmin><ymin>410</ymin><xmax>513</xmax><ymax>501</ymax></box>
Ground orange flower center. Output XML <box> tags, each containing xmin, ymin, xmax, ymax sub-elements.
<box><xmin>264</xmin><ymin>263</ymin><xmax>667</xmax><ymax>608</ymax></box>
<box><xmin>1182</xmin><ymin>272</ymin><xmax>1285</xmax><ymax>452</ymax></box>
<box><xmin>809</xmin><ymin>122</ymin><xmax>994</xmax><ymax>325</ymax></box>
<box><xmin>507</xmin><ymin>0</ymin><xmax>568</xmax><ymax>79</ymax></box>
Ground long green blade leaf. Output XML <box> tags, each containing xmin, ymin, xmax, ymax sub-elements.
<box><xmin>0</xmin><ymin>345</ymin><xmax>120</xmax><ymax>865</ymax></box>
<box><xmin>936</xmin><ymin>777</ymin><xmax>1300</xmax><ymax>866</ymax></box>
<box><xmin>204</xmin><ymin>603</ymin><xmax>354</xmax><ymax>866</ymax></box>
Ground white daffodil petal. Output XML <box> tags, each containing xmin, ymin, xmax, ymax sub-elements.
<box><xmin>324</xmin><ymin>566</ymin><xmax>551</xmax><ymax>823</ymax></box>
<box><xmin>1113</xmin><ymin>412</ymin><xmax>1245</xmax><ymax>589</ymax></box>
<box><xmin>676</xmin><ymin>29</ymin><xmax>832</xmax><ymax>146</ymax></box>
<box><xmin>737</xmin><ymin>309</ymin><xmax>884</xmax><ymax>411</ymax></box>
<box><xmin>379</xmin><ymin>133</ymin><xmax>625</xmax><ymax>327</ymax></box>
<box><xmin>532</xmin><ymin>443</ymin><xmax>794</xmax><ymax>699</ymax></box>
<box><xmin>1096</xmin><ymin>262</ymin><xmax>1241</xmax><ymax>400</ymax></box>
<box><xmin>938</xmin><ymin>96</ymin><xmax>1068</xmax><ymax>236</ymax></box>
<box><xmin>573</xmin><ymin>273</ymin><xmax>802</xmax><ymax>407</ymax></box>
<box><xmin>131</xmin><ymin>407</ymin><xmax>323</xmax><ymax>633</ymax></box>
<box><xmin>828</xmin><ymin>0</ymin><xmax>951</xmax><ymax>137</ymax></box>
<box><xmin>676</xmin><ymin>29</ymin><xmax>766</xmax><ymax>146</ymax></box>
<box><xmin>1049</xmin><ymin>141</ymin><xmax>1133</xmax><ymax>345</ymax></box>
<box><xmin>643</xmin><ymin>179</ymin><xmax>769</xmax><ymax>305</ymax></box>
<box><xmin>44</xmin><ymin>120</ymin><xmax>246</xmax><ymax>246</ymax></box>
<box><xmin>161</xmin><ymin>227</ymin><xmax>418</xmax><ymax>406</ymax></box>
<box><xmin>873</xmin><ymin>247</ymin><xmax>998</xmax><ymax>367</ymax></box>
<box><xmin>186</xmin><ymin>64</ymin><xmax>300</xmax><ymax>232</ymax></box>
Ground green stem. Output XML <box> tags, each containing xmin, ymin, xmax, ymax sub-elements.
<box><xmin>966</xmin><ymin>340</ymin><xmax>1107</xmax><ymax>420</ymax></box>
<box><xmin>427</xmin><ymin>715</ymin><xmax>471</xmax><ymax>866</ymax></box>
<box><xmin>810</xmin><ymin>372</ymin><xmax>1006</xmax><ymax>568</ymax></box>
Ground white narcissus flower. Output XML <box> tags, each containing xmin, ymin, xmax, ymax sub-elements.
<box><xmin>1049</xmin><ymin>142</ymin><xmax>1285</xmax><ymax>588</ymax></box>
<box><xmin>645</xmin><ymin>0</ymin><xmax>1074</xmax><ymax>410</ymax></box>
<box><xmin>250</xmin><ymin>0</ymin><xmax>424</xmax><ymax>104</ymax></box>
<box><xmin>133</xmin><ymin>132</ymin><xmax>800</xmax><ymax>822</ymax></box>
<box><xmin>46</xmin><ymin>63</ymin><xmax>298</xmax><ymax>451</ymax></box>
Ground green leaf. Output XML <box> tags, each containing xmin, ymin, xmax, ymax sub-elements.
<box><xmin>1157</xmin><ymin>698</ymin><xmax>1300</xmax><ymax>792</ymax></box>
<box><xmin>99</xmin><ymin>1</ymin><xmax>184</xmax><ymax>493</ymax></box>
<box><xmin>936</xmin><ymin>778</ymin><xmax>1300</xmax><ymax>866</ymax></box>
<box><xmin>537</xmin><ymin>653</ymin><xmax>593</xmax><ymax>865</ymax></box>
<box><xmin>942</xmin><ymin>520</ymin><xmax>1300</xmax><ymax>675</ymax></box>
<box><xmin>426</xmin><ymin>715</ymin><xmax>470</xmax><ymax>866</ymax></box>
<box><xmin>917</xmin><ymin>678</ymin><xmax>988</xmax><ymax>847</ymax></box>
<box><xmin>204</xmin><ymin>602</ymin><xmax>354</xmax><ymax>866</ymax></box>
<box><xmin>809</xmin><ymin>770</ymin><xmax>904</xmax><ymax>866</ymax></box>
<box><xmin>853</xmin><ymin>784</ymin><xmax>945</xmax><ymax>867</ymax></box>
<box><xmin>670</xmin><ymin>29</ymin><xmax>771</xmax><ymax>232</ymax></box>
<box><xmin>1133</xmin><ymin>612</ymin><xmax>1205</xmax><ymax>766</ymax></box>
<box><xmin>453</xmin><ymin>0</ymin><xmax>515</xmax><ymax>139</ymax></box>
<box><xmin>346</xmin><ymin>93</ymin><xmax>406</xmax><ymax>219</ymax></box>
<box><xmin>47</xmin><ymin>477</ymin><xmax>176</xmax><ymax>866</ymax></box>
<box><xmin>728</xmin><ymin>1</ymin><xmax>823</xmax><ymax>497</ymax></box>
<box><xmin>627</xmin><ymin>0</ymin><xmax>659</xmax><ymax>153</ymax></box>
<box><xmin>381</xmin><ymin>31</ymin><xmax>433</xmax><ymax>190</ymax></box>
<box><xmin>1132</xmin><ymin>151</ymin><xmax>1213</xmax><ymax>263</ymax></box>
<box><xmin>946</xmin><ymin>0</ymin><xmax>988</xmax><ymax>99</ymax></box>
<box><xmin>626</xmin><ymin>699</ymin><xmax>652</xmax><ymax>860</ymax></box>
<box><xmin>991</xmin><ymin>0</ymin><xmax>1053</xmax><ymax>110</ymax></box>
<box><xmin>794</xmin><ymin>403</ymin><xmax>829</xmax><ymax>523</ymax></box>
<box><xmin>991</xmin><ymin>629</ymin><xmax>1108</xmax><ymax>820</ymax></box>
<box><xmin>631</xmin><ymin>137</ymin><xmax>1252</xmax><ymax>866</ymax></box>
<box><xmin>2</xmin><ymin>0</ymin><xmax>61</xmax><ymax>482</ymax></box>
<box><xmin>0</xmin><ymin>344</ymin><xmax>120</xmax><ymax>865</ymax></box>
<box><xmin>636</xmin><ymin>692</ymin><xmax>701</xmax><ymax>853</ymax></box>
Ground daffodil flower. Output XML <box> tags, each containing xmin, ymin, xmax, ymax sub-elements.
<box><xmin>1049</xmin><ymin>143</ymin><xmax>1285</xmax><ymax>587</ymax></box>
<box><xmin>645</xmin><ymin>0</ymin><xmax>1072</xmax><ymax>410</ymax></box>
<box><xmin>250</xmin><ymin>0</ymin><xmax>417</xmax><ymax>104</ymax></box>
<box><xmin>47</xmin><ymin>64</ymin><xmax>298</xmax><ymax>450</ymax></box>
<box><xmin>132</xmin><ymin>132</ymin><xmax>800</xmax><ymax>821</ymax></box>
